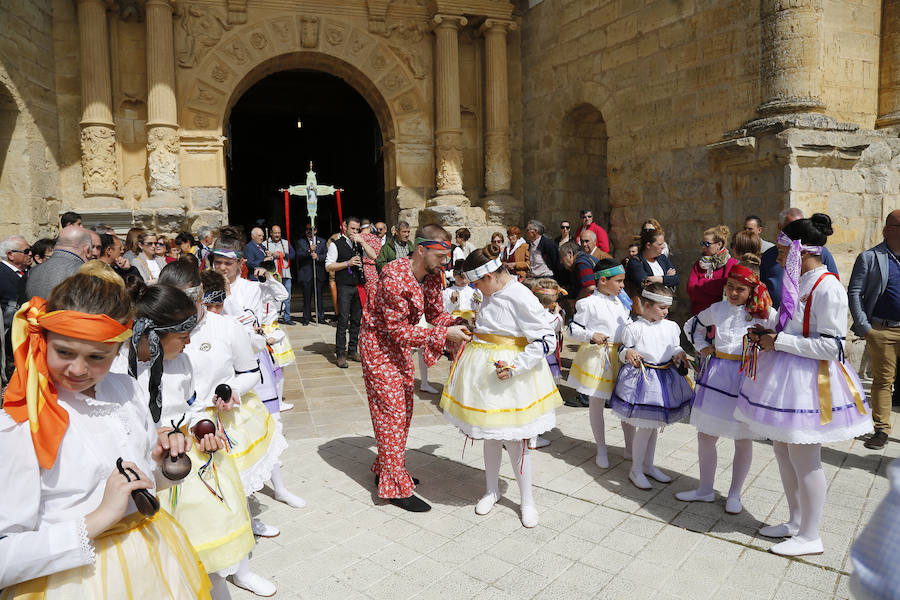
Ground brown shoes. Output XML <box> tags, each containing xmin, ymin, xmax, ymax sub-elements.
<box><xmin>348</xmin><ymin>351</ymin><xmax>361</xmax><ymax>362</ymax></box>
<box><xmin>864</xmin><ymin>430</ymin><xmax>888</xmax><ymax>449</ymax></box>
<box><xmin>336</xmin><ymin>356</ymin><xmax>348</xmax><ymax>369</ymax></box>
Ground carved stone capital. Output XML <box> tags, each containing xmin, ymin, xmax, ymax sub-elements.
<box><xmin>477</xmin><ymin>18</ymin><xmax>517</xmax><ymax>37</ymax></box>
<box><xmin>147</xmin><ymin>126</ymin><xmax>181</xmax><ymax>195</ymax></box>
<box><xmin>81</xmin><ymin>125</ymin><xmax>120</xmax><ymax>197</ymax></box>
<box><xmin>430</xmin><ymin>14</ymin><xmax>467</xmax><ymax>32</ymax></box>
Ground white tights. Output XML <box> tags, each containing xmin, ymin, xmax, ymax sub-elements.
<box><xmin>209</xmin><ymin>573</ymin><xmax>231</xmax><ymax>600</ymax></box>
<box><xmin>482</xmin><ymin>439</ymin><xmax>534</xmax><ymax>508</ymax></box>
<box><xmin>589</xmin><ymin>398</ymin><xmax>607</xmax><ymax>462</ymax></box>
<box><xmin>417</xmin><ymin>350</ymin><xmax>429</xmax><ymax>385</ymax></box>
<box><xmin>621</xmin><ymin>421</ymin><xmax>635</xmax><ymax>459</ymax></box>
<box><xmin>693</xmin><ymin>433</ymin><xmax>753</xmax><ymax>500</ymax></box>
<box><xmin>772</xmin><ymin>441</ymin><xmax>826</xmax><ymax>541</ymax></box>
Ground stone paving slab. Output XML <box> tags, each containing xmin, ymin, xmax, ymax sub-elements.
<box><xmin>228</xmin><ymin>321</ymin><xmax>898</xmax><ymax>599</ymax></box>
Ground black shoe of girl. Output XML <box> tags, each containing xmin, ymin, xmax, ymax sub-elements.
<box><xmin>578</xmin><ymin>393</ymin><xmax>591</xmax><ymax>407</ymax></box>
<box><xmin>389</xmin><ymin>495</ymin><xmax>431</xmax><ymax>512</ymax></box>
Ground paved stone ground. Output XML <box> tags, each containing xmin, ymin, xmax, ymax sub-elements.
<box><xmin>232</xmin><ymin>320</ymin><xmax>898</xmax><ymax>600</ymax></box>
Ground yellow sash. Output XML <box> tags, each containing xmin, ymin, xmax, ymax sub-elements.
<box><xmin>714</xmin><ymin>351</ymin><xmax>742</xmax><ymax>361</ymax></box>
<box><xmin>817</xmin><ymin>360</ymin><xmax>867</xmax><ymax>425</ymax></box>
<box><xmin>473</xmin><ymin>333</ymin><xmax>527</xmax><ymax>348</ymax></box>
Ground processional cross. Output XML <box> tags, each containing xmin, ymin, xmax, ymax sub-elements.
<box><xmin>278</xmin><ymin>162</ymin><xmax>344</xmax><ymax>242</ymax></box>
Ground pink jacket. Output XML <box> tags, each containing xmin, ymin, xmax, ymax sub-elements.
<box><xmin>687</xmin><ymin>257</ymin><xmax>738</xmax><ymax>315</ymax></box>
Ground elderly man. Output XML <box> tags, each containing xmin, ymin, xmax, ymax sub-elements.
<box><xmin>744</xmin><ymin>214</ymin><xmax>774</xmax><ymax>252</ymax></box>
<box><xmin>376</xmin><ymin>221</ymin><xmax>411</xmax><ymax>271</ymax></box>
<box><xmin>196</xmin><ymin>225</ymin><xmax>214</xmax><ymax>269</ymax></box>
<box><xmin>374</xmin><ymin>221</ymin><xmax>387</xmax><ymax>240</ymax></box>
<box><xmin>524</xmin><ymin>219</ymin><xmax>560</xmax><ymax>280</ymax></box>
<box><xmin>1</xmin><ymin>235</ymin><xmax>31</xmax><ymax>375</ymax></box>
<box><xmin>578</xmin><ymin>229</ymin><xmax>613</xmax><ymax>261</ymax></box>
<box><xmin>559</xmin><ymin>241</ymin><xmax>598</xmax><ymax>301</ymax></box>
<box><xmin>265</xmin><ymin>224</ymin><xmax>296</xmax><ymax>324</ymax></box>
<box><xmin>761</xmin><ymin>208</ymin><xmax>839</xmax><ymax>308</ymax></box>
<box><xmin>849</xmin><ymin>210</ymin><xmax>900</xmax><ymax>450</ymax></box>
<box><xmin>87</xmin><ymin>229</ymin><xmax>102</xmax><ymax>260</ymax></box>
<box><xmin>573</xmin><ymin>208</ymin><xmax>610</xmax><ymax>254</ymax></box>
<box><xmin>24</xmin><ymin>226</ymin><xmax>91</xmax><ymax>301</ymax></box>
<box><xmin>244</xmin><ymin>226</ymin><xmax>272</xmax><ymax>281</ymax></box>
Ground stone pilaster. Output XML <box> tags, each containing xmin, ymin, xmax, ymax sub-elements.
<box><xmin>877</xmin><ymin>0</ymin><xmax>900</xmax><ymax>129</ymax></box>
<box><xmin>430</xmin><ymin>14</ymin><xmax>467</xmax><ymax>204</ymax></box>
<box><xmin>145</xmin><ymin>0</ymin><xmax>180</xmax><ymax>197</ymax></box>
<box><xmin>76</xmin><ymin>0</ymin><xmax>120</xmax><ymax>197</ymax></box>
<box><xmin>756</xmin><ymin>0</ymin><xmax>825</xmax><ymax>117</ymax></box>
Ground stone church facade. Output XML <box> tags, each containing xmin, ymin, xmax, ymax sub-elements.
<box><xmin>1</xmin><ymin>0</ymin><xmax>898</xmax><ymax>282</ymax></box>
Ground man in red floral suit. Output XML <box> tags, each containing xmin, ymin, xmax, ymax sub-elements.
<box><xmin>360</xmin><ymin>224</ymin><xmax>472</xmax><ymax>512</ymax></box>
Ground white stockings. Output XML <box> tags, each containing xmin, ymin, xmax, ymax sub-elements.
<box><xmin>478</xmin><ymin>439</ymin><xmax>537</xmax><ymax>526</ymax></box>
<box><xmin>628</xmin><ymin>427</ymin><xmax>669</xmax><ymax>488</ymax></box>
<box><xmin>589</xmin><ymin>399</ymin><xmax>608</xmax><ymax>467</ymax></box>
<box><xmin>676</xmin><ymin>434</ymin><xmax>752</xmax><ymax>512</ymax></box>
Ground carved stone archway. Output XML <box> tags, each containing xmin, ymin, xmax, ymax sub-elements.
<box><xmin>174</xmin><ymin>9</ymin><xmax>432</xmax><ymax>228</ymax></box>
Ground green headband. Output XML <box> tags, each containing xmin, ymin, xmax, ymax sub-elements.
<box><xmin>595</xmin><ymin>264</ymin><xmax>625</xmax><ymax>279</ymax></box>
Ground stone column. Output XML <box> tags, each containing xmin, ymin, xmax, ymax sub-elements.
<box><xmin>430</xmin><ymin>14</ymin><xmax>468</xmax><ymax>204</ymax></box>
<box><xmin>756</xmin><ymin>0</ymin><xmax>825</xmax><ymax>117</ymax></box>
<box><xmin>877</xmin><ymin>0</ymin><xmax>900</xmax><ymax>128</ymax></box>
<box><xmin>480</xmin><ymin>19</ymin><xmax>515</xmax><ymax>194</ymax></box>
<box><xmin>76</xmin><ymin>0</ymin><xmax>119</xmax><ymax>197</ymax></box>
<box><xmin>145</xmin><ymin>0</ymin><xmax>180</xmax><ymax>197</ymax></box>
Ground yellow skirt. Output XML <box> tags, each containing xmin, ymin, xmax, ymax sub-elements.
<box><xmin>2</xmin><ymin>511</ymin><xmax>211</xmax><ymax>600</ymax></box>
<box><xmin>566</xmin><ymin>342</ymin><xmax>621</xmax><ymax>399</ymax></box>
<box><xmin>216</xmin><ymin>391</ymin><xmax>286</xmax><ymax>494</ymax></box>
<box><xmin>262</xmin><ymin>323</ymin><xmax>295</xmax><ymax>367</ymax></box>
<box><xmin>440</xmin><ymin>338</ymin><xmax>562</xmax><ymax>439</ymax></box>
<box><xmin>158</xmin><ymin>445</ymin><xmax>254</xmax><ymax>575</ymax></box>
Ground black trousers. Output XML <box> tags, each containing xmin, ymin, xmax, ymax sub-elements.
<box><xmin>335</xmin><ymin>284</ymin><xmax>361</xmax><ymax>356</ymax></box>
<box><xmin>299</xmin><ymin>277</ymin><xmax>325</xmax><ymax>321</ymax></box>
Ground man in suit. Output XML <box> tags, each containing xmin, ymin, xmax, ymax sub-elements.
<box><xmin>295</xmin><ymin>224</ymin><xmax>327</xmax><ymax>326</ymax></box>
<box><xmin>243</xmin><ymin>226</ymin><xmax>271</xmax><ymax>281</ymax></box>
<box><xmin>524</xmin><ymin>219</ymin><xmax>561</xmax><ymax>281</ymax></box>
<box><xmin>24</xmin><ymin>226</ymin><xmax>91</xmax><ymax>302</ymax></box>
<box><xmin>1</xmin><ymin>235</ymin><xmax>31</xmax><ymax>381</ymax></box>
<box><xmin>849</xmin><ymin>210</ymin><xmax>900</xmax><ymax>450</ymax></box>
<box><xmin>761</xmin><ymin>208</ymin><xmax>839</xmax><ymax>308</ymax></box>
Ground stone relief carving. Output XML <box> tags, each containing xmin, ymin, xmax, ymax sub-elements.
<box><xmin>117</xmin><ymin>0</ymin><xmax>144</xmax><ymax>22</ymax></box>
<box><xmin>349</xmin><ymin>29</ymin><xmax>370</xmax><ymax>55</ymax></box>
<box><xmin>301</xmin><ymin>16</ymin><xmax>320</xmax><ymax>48</ymax></box>
<box><xmin>210</xmin><ymin>63</ymin><xmax>230</xmax><ymax>84</ymax></box>
<box><xmin>325</xmin><ymin>24</ymin><xmax>345</xmax><ymax>46</ymax></box>
<box><xmin>147</xmin><ymin>127</ymin><xmax>181</xmax><ymax>194</ymax></box>
<box><xmin>193</xmin><ymin>113</ymin><xmax>211</xmax><ymax>128</ymax></box>
<box><xmin>370</xmin><ymin>49</ymin><xmax>388</xmax><ymax>72</ymax></box>
<box><xmin>249</xmin><ymin>31</ymin><xmax>268</xmax><ymax>50</ymax></box>
<box><xmin>435</xmin><ymin>132</ymin><xmax>464</xmax><ymax>193</ymax></box>
<box><xmin>268</xmin><ymin>18</ymin><xmax>294</xmax><ymax>45</ymax></box>
<box><xmin>389</xmin><ymin>44</ymin><xmax>426</xmax><ymax>79</ymax></box>
<box><xmin>484</xmin><ymin>131</ymin><xmax>511</xmax><ymax>192</ymax></box>
<box><xmin>222</xmin><ymin>37</ymin><xmax>249</xmax><ymax>64</ymax></box>
<box><xmin>226</xmin><ymin>0</ymin><xmax>247</xmax><ymax>25</ymax></box>
<box><xmin>395</xmin><ymin>92</ymin><xmax>417</xmax><ymax>113</ymax></box>
<box><xmin>193</xmin><ymin>84</ymin><xmax>218</xmax><ymax>105</ymax></box>
<box><xmin>374</xmin><ymin>22</ymin><xmax>427</xmax><ymax>79</ymax></box>
<box><xmin>381</xmin><ymin>66</ymin><xmax>409</xmax><ymax>93</ymax></box>
<box><xmin>176</xmin><ymin>5</ymin><xmax>232</xmax><ymax>68</ymax></box>
<box><xmin>81</xmin><ymin>125</ymin><xmax>119</xmax><ymax>195</ymax></box>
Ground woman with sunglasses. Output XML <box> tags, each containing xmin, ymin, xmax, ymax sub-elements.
<box><xmin>687</xmin><ymin>225</ymin><xmax>738</xmax><ymax>316</ymax></box>
<box><xmin>134</xmin><ymin>232</ymin><xmax>168</xmax><ymax>284</ymax></box>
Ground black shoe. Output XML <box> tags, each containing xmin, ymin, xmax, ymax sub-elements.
<box><xmin>301</xmin><ymin>319</ymin><xmax>309</xmax><ymax>326</ymax></box>
<box><xmin>336</xmin><ymin>356</ymin><xmax>348</xmax><ymax>369</ymax></box>
<box><xmin>864</xmin><ymin>430</ymin><xmax>889</xmax><ymax>450</ymax></box>
<box><xmin>375</xmin><ymin>474</ymin><xmax>419</xmax><ymax>486</ymax></box>
<box><xmin>389</xmin><ymin>495</ymin><xmax>431</xmax><ymax>512</ymax></box>
<box><xmin>578</xmin><ymin>393</ymin><xmax>590</xmax><ymax>407</ymax></box>
<box><xmin>563</xmin><ymin>396</ymin><xmax>582</xmax><ymax>408</ymax></box>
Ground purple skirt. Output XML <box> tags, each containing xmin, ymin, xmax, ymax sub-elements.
<box><xmin>254</xmin><ymin>350</ymin><xmax>280</xmax><ymax>414</ymax></box>
<box><xmin>691</xmin><ymin>357</ymin><xmax>760</xmax><ymax>440</ymax></box>
<box><xmin>546</xmin><ymin>353</ymin><xmax>561</xmax><ymax>380</ymax></box>
<box><xmin>735</xmin><ymin>351</ymin><xmax>873</xmax><ymax>444</ymax></box>
<box><xmin>611</xmin><ymin>363</ymin><xmax>693</xmax><ymax>429</ymax></box>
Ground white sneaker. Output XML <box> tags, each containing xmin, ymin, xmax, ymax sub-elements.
<box><xmin>528</xmin><ymin>436</ymin><xmax>550</xmax><ymax>450</ymax></box>
<box><xmin>725</xmin><ymin>496</ymin><xmax>743</xmax><ymax>514</ymax></box>
<box><xmin>280</xmin><ymin>402</ymin><xmax>294</xmax><ymax>412</ymax></box>
<box><xmin>231</xmin><ymin>571</ymin><xmax>276</xmax><ymax>597</ymax></box>
<box><xmin>675</xmin><ymin>489</ymin><xmax>715</xmax><ymax>503</ymax></box>
<box><xmin>758</xmin><ymin>523</ymin><xmax>799</xmax><ymax>538</ymax></box>
<box><xmin>275</xmin><ymin>490</ymin><xmax>307</xmax><ymax>508</ymax></box>
<box><xmin>769</xmin><ymin>537</ymin><xmax>823</xmax><ymax>557</ymax></box>
<box><xmin>419</xmin><ymin>382</ymin><xmax>439</xmax><ymax>394</ymax></box>
<box><xmin>520</xmin><ymin>504</ymin><xmax>539</xmax><ymax>528</ymax></box>
<box><xmin>645</xmin><ymin>466</ymin><xmax>671</xmax><ymax>483</ymax></box>
<box><xmin>250</xmin><ymin>519</ymin><xmax>280</xmax><ymax>537</ymax></box>
<box><xmin>475</xmin><ymin>492</ymin><xmax>499</xmax><ymax>515</ymax></box>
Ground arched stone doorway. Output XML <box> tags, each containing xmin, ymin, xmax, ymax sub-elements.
<box><xmin>556</xmin><ymin>103</ymin><xmax>609</xmax><ymax>239</ymax></box>
<box><xmin>226</xmin><ymin>69</ymin><xmax>384</xmax><ymax>235</ymax></box>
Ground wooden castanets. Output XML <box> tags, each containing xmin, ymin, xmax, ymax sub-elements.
<box><xmin>161</xmin><ymin>415</ymin><xmax>192</xmax><ymax>481</ymax></box>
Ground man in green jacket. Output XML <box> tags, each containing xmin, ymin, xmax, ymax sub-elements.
<box><xmin>375</xmin><ymin>221</ymin><xmax>412</xmax><ymax>271</ymax></box>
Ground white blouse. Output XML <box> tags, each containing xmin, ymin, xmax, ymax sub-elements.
<box><xmin>474</xmin><ymin>278</ymin><xmax>556</xmax><ymax>373</ymax></box>
<box><xmin>442</xmin><ymin>284</ymin><xmax>481</xmax><ymax>314</ymax></box>
<box><xmin>112</xmin><ymin>352</ymin><xmax>197</xmax><ymax>428</ymax></box>
<box><xmin>224</xmin><ymin>277</ymin><xmax>264</xmax><ymax>327</ymax></box>
<box><xmin>618</xmin><ymin>317</ymin><xmax>684</xmax><ymax>364</ymax></box>
<box><xmin>258</xmin><ymin>277</ymin><xmax>289</xmax><ymax>326</ymax></box>
<box><xmin>684</xmin><ymin>300</ymin><xmax>778</xmax><ymax>355</ymax></box>
<box><xmin>569</xmin><ymin>290</ymin><xmax>631</xmax><ymax>344</ymax></box>
<box><xmin>773</xmin><ymin>265</ymin><xmax>848</xmax><ymax>361</ymax></box>
<box><xmin>185</xmin><ymin>310</ymin><xmax>261</xmax><ymax>411</ymax></box>
<box><xmin>0</xmin><ymin>372</ymin><xmax>167</xmax><ymax>588</ymax></box>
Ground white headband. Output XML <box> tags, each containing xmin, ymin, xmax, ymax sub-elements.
<box><xmin>641</xmin><ymin>289</ymin><xmax>673</xmax><ymax>306</ymax></box>
<box><xmin>464</xmin><ymin>257</ymin><xmax>503</xmax><ymax>282</ymax></box>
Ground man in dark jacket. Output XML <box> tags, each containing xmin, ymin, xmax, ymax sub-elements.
<box><xmin>98</xmin><ymin>234</ymin><xmax>142</xmax><ymax>281</ymax></box>
<box><xmin>375</xmin><ymin>221</ymin><xmax>411</xmax><ymax>271</ymax></box>
<box><xmin>295</xmin><ymin>224</ymin><xmax>327</xmax><ymax>325</ymax></box>
<box><xmin>243</xmin><ymin>227</ymin><xmax>271</xmax><ymax>281</ymax></box>
<box><xmin>524</xmin><ymin>220</ymin><xmax>561</xmax><ymax>281</ymax></box>
<box><xmin>24</xmin><ymin>226</ymin><xmax>90</xmax><ymax>302</ymax></box>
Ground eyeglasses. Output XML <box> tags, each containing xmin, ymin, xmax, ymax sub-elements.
<box><xmin>145</xmin><ymin>241</ymin><xmax>164</xmax><ymax>246</ymax></box>
<box><xmin>560</xmin><ymin>225</ymin><xmax>570</xmax><ymax>229</ymax></box>
<box><xmin>10</xmin><ymin>248</ymin><xmax>32</xmax><ymax>255</ymax></box>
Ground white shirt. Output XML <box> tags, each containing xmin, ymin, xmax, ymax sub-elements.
<box><xmin>452</xmin><ymin>246</ymin><xmax>467</xmax><ymax>265</ymax></box>
<box><xmin>224</xmin><ymin>276</ymin><xmax>264</xmax><ymax>329</ymax></box>
<box><xmin>325</xmin><ymin>234</ymin><xmax>350</xmax><ymax>268</ymax></box>
<box><xmin>442</xmin><ymin>284</ymin><xmax>482</xmax><ymax>314</ymax></box>
<box><xmin>618</xmin><ymin>317</ymin><xmax>684</xmax><ymax>364</ymax></box>
<box><xmin>760</xmin><ymin>238</ymin><xmax>775</xmax><ymax>253</ymax></box>
<box><xmin>258</xmin><ymin>277</ymin><xmax>289</xmax><ymax>325</ymax></box>
<box><xmin>647</xmin><ymin>259</ymin><xmax>664</xmax><ymax>277</ymax></box>
<box><xmin>264</xmin><ymin>239</ymin><xmax>292</xmax><ymax>278</ymax></box>
<box><xmin>568</xmin><ymin>290</ymin><xmax>631</xmax><ymax>344</ymax></box>
<box><xmin>185</xmin><ymin>310</ymin><xmax>261</xmax><ymax>411</ymax></box>
<box><xmin>772</xmin><ymin>265</ymin><xmax>848</xmax><ymax>361</ymax></box>
<box><xmin>684</xmin><ymin>300</ymin><xmax>778</xmax><ymax>355</ymax></box>
<box><xmin>1</xmin><ymin>260</ymin><xmax>24</xmax><ymax>276</ymax></box>
<box><xmin>112</xmin><ymin>352</ymin><xmax>197</xmax><ymax>428</ymax></box>
<box><xmin>0</xmin><ymin>372</ymin><xmax>167</xmax><ymax>588</ymax></box>
<box><xmin>474</xmin><ymin>278</ymin><xmax>557</xmax><ymax>372</ymax></box>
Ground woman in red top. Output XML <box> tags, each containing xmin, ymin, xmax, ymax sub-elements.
<box><xmin>687</xmin><ymin>225</ymin><xmax>738</xmax><ymax>315</ymax></box>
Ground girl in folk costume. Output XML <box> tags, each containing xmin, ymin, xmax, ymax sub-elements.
<box><xmin>256</xmin><ymin>260</ymin><xmax>296</xmax><ymax>412</ymax></box>
<box><xmin>443</xmin><ymin>260</ymin><xmax>483</xmax><ymax>324</ymax></box>
<box><xmin>567</xmin><ymin>259</ymin><xmax>632</xmax><ymax>468</ymax></box>
<box><xmin>611</xmin><ymin>283</ymin><xmax>693</xmax><ymax>490</ymax></box>
<box><xmin>735</xmin><ymin>214</ymin><xmax>872</xmax><ymax>556</ymax></box>
<box><xmin>0</xmin><ymin>272</ymin><xmax>211</xmax><ymax>599</ymax></box>
<box><xmin>678</xmin><ymin>255</ymin><xmax>777</xmax><ymax>514</ymax></box>
<box><xmin>164</xmin><ymin>262</ymin><xmax>304</xmax><ymax>532</ymax></box>
<box><xmin>527</xmin><ymin>278</ymin><xmax>566</xmax><ymax>450</ymax></box>
<box><xmin>440</xmin><ymin>245</ymin><xmax>564</xmax><ymax>527</ymax></box>
<box><xmin>120</xmin><ymin>281</ymin><xmax>264</xmax><ymax>599</ymax></box>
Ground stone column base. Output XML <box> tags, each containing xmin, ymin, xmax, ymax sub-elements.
<box><xmin>427</xmin><ymin>193</ymin><xmax>470</xmax><ymax>207</ymax></box>
<box><xmin>478</xmin><ymin>192</ymin><xmax>522</xmax><ymax>227</ymax></box>
<box><xmin>418</xmin><ymin>204</ymin><xmax>486</xmax><ymax>228</ymax></box>
<box><xmin>141</xmin><ymin>190</ymin><xmax>186</xmax><ymax>209</ymax></box>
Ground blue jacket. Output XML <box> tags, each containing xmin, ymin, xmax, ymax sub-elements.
<box><xmin>294</xmin><ymin>236</ymin><xmax>327</xmax><ymax>283</ymax></box>
<box><xmin>848</xmin><ymin>241</ymin><xmax>894</xmax><ymax>336</ymax></box>
<box><xmin>761</xmin><ymin>245</ymin><xmax>839</xmax><ymax>309</ymax></box>
<box><xmin>625</xmin><ymin>253</ymin><xmax>680</xmax><ymax>289</ymax></box>
<box><xmin>243</xmin><ymin>241</ymin><xmax>269</xmax><ymax>281</ymax></box>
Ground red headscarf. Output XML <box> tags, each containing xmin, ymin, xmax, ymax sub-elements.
<box><xmin>3</xmin><ymin>298</ymin><xmax>133</xmax><ymax>469</ymax></box>
<box><xmin>728</xmin><ymin>265</ymin><xmax>773</xmax><ymax>320</ymax></box>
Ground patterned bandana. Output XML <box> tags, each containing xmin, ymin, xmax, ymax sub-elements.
<box><xmin>641</xmin><ymin>289</ymin><xmax>673</xmax><ymax>306</ymax></box>
<box><xmin>3</xmin><ymin>298</ymin><xmax>133</xmax><ymax>469</ymax></box>
<box><xmin>728</xmin><ymin>264</ymin><xmax>773</xmax><ymax>320</ymax></box>
<box><xmin>464</xmin><ymin>256</ymin><xmax>503</xmax><ymax>282</ymax></box>
<box><xmin>202</xmin><ymin>289</ymin><xmax>227</xmax><ymax>304</ymax></box>
<box><xmin>211</xmin><ymin>248</ymin><xmax>242</xmax><ymax>259</ymax></box>
<box><xmin>415</xmin><ymin>237</ymin><xmax>452</xmax><ymax>251</ymax></box>
<box><xmin>698</xmin><ymin>247</ymin><xmax>732</xmax><ymax>279</ymax></box>
<box><xmin>128</xmin><ymin>313</ymin><xmax>199</xmax><ymax>422</ymax></box>
<box><xmin>183</xmin><ymin>284</ymin><xmax>203</xmax><ymax>302</ymax></box>
<box><xmin>776</xmin><ymin>231</ymin><xmax>823</xmax><ymax>332</ymax></box>
<box><xmin>595</xmin><ymin>264</ymin><xmax>625</xmax><ymax>279</ymax></box>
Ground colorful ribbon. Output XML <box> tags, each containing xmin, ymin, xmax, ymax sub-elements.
<box><xmin>776</xmin><ymin>231</ymin><xmax>822</xmax><ymax>332</ymax></box>
<box><xmin>415</xmin><ymin>237</ymin><xmax>452</xmax><ymax>251</ymax></box>
<box><xmin>595</xmin><ymin>264</ymin><xmax>625</xmax><ymax>279</ymax></box>
<box><xmin>728</xmin><ymin>264</ymin><xmax>773</xmax><ymax>320</ymax></box>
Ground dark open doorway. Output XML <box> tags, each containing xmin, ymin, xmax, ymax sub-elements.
<box><xmin>226</xmin><ymin>69</ymin><xmax>384</xmax><ymax>242</ymax></box>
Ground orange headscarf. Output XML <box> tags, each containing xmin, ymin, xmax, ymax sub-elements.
<box><xmin>2</xmin><ymin>298</ymin><xmax>133</xmax><ymax>469</ymax></box>
<box><xmin>728</xmin><ymin>265</ymin><xmax>773</xmax><ymax>320</ymax></box>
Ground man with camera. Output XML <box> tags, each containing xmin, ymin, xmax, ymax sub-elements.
<box><xmin>325</xmin><ymin>215</ymin><xmax>377</xmax><ymax>368</ymax></box>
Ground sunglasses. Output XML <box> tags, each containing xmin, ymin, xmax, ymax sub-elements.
<box><xmin>700</xmin><ymin>241</ymin><xmax>717</xmax><ymax>247</ymax></box>
<box><xmin>582</xmin><ymin>215</ymin><xmax>592</xmax><ymax>219</ymax></box>
<box><xmin>145</xmin><ymin>241</ymin><xmax>164</xmax><ymax>246</ymax></box>
<box><xmin>10</xmin><ymin>248</ymin><xmax>32</xmax><ymax>255</ymax></box>
<box><xmin>560</xmin><ymin>225</ymin><xmax>570</xmax><ymax>229</ymax></box>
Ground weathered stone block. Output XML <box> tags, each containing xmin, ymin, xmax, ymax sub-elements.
<box><xmin>191</xmin><ymin>186</ymin><xmax>227</xmax><ymax>211</ymax></box>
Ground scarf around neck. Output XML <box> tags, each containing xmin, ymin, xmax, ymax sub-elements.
<box><xmin>698</xmin><ymin>248</ymin><xmax>731</xmax><ymax>279</ymax></box>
